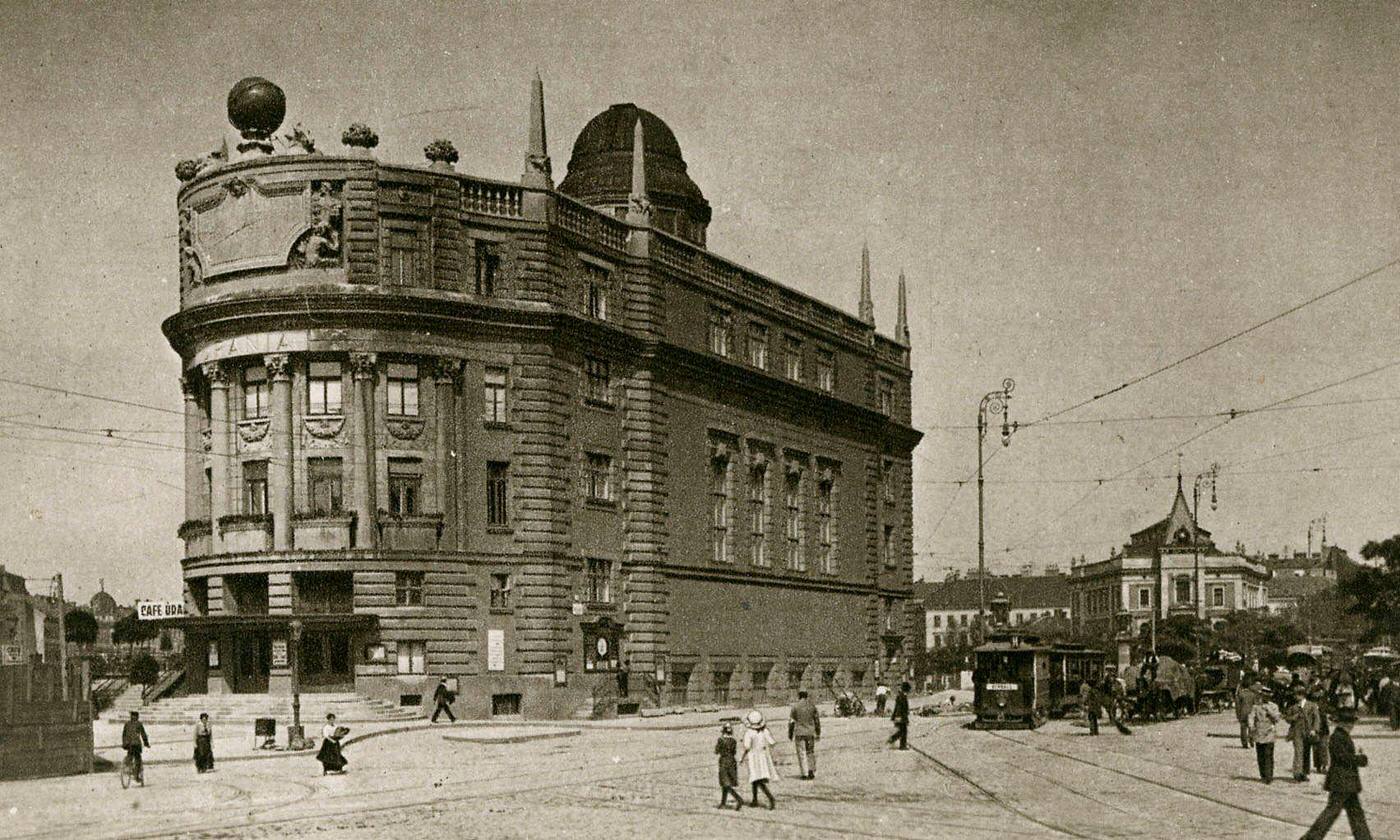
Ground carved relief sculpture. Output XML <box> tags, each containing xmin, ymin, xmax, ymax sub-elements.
<box><xmin>291</xmin><ymin>181</ymin><xmax>343</xmax><ymax>268</ymax></box>
<box><xmin>386</xmin><ymin>418</ymin><xmax>425</xmax><ymax>441</ymax></box>
<box><xmin>283</xmin><ymin>123</ymin><xmax>317</xmax><ymax>154</ymax></box>
<box><xmin>179</xmin><ymin>207</ymin><xmax>203</xmax><ymax>289</ymax></box>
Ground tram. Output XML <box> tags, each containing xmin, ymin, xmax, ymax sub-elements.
<box><xmin>972</xmin><ymin>633</ymin><xmax>1105</xmax><ymax>729</ymax></box>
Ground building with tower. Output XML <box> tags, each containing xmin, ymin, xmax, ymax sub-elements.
<box><xmin>162</xmin><ymin>75</ymin><xmax>920</xmax><ymax>718</ymax></box>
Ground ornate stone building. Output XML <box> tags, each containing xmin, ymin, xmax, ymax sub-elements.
<box><xmin>164</xmin><ymin>75</ymin><xmax>920</xmax><ymax>718</ymax></box>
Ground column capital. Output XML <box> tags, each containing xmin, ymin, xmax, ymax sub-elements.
<box><xmin>263</xmin><ymin>353</ymin><xmax>292</xmax><ymax>381</ymax></box>
<box><xmin>180</xmin><ymin>373</ymin><xmax>200</xmax><ymax>400</ymax></box>
<box><xmin>349</xmin><ymin>352</ymin><xmax>377</xmax><ymax>380</ymax></box>
<box><xmin>200</xmin><ymin>360</ymin><xmax>229</xmax><ymax>387</ymax></box>
<box><xmin>433</xmin><ymin>357</ymin><xmax>463</xmax><ymax>385</ymax></box>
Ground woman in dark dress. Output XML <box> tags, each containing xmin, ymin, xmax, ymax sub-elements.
<box><xmin>316</xmin><ymin>713</ymin><xmax>349</xmax><ymax>774</ymax></box>
<box><xmin>715</xmin><ymin>723</ymin><xmax>742</xmax><ymax>810</ymax></box>
<box><xmin>193</xmin><ymin>713</ymin><xmax>215</xmax><ymax>773</ymax></box>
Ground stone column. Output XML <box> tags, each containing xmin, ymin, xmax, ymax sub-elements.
<box><xmin>202</xmin><ymin>362</ymin><xmax>230</xmax><ymax>553</ymax></box>
<box><xmin>266</xmin><ymin>353</ymin><xmax>293</xmax><ymax>551</ymax></box>
<box><xmin>434</xmin><ymin>359</ymin><xmax>461</xmax><ymax>528</ymax></box>
<box><xmin>350</xmin><ymin>352</ymin><xmax>377</xmax><ymax>548</ymax></box>
<box><xmin>181</xmin><ymin>374</ymin><xmax>204</xmax><ymax>523</ymax></box>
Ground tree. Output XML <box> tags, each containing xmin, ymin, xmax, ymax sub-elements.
<box><xmin>64</xmin><ymin>609</ymin><xmax>98</xmax><ymax>646</ymax></box>
<box><xmin>111</xmin><ymin>611</ymin><xmax>159</xmax><ymax>653</ymax></box>
<box><xmin>1338</xmin><ymin>535</ymin><xmax>1400</xmax><ymax>641</ymax></box>
<box><xmin>130</xmin><ymin>652</ymin><xmax>159</xmax><ymax>688</ymax></box>
<box><xmin>1140</xmin><ymin>615</ymin><xmax>1211</xmax><ymax>664</ymax></box>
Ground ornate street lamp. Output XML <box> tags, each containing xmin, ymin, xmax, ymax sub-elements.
<box><xmin>288</xmin><ymin>619</ymin><xmax>305</xmax><ymax>749</ymax></box>
<box><xmin>977</xmin><ymin>378</ymin><xmax>1017</xmax><ymax>642</ymax></box>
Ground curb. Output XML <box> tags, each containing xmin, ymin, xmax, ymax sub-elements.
<box><xmin>442</xmin><ymin>729</ymin><xmax>581</xmax><ymax>745</ymax></box>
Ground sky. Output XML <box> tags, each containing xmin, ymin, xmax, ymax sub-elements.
<box><xmin>2</xmin><ymin>1</ymin><xmax>1400</xmax><ymax>603</ymax></box>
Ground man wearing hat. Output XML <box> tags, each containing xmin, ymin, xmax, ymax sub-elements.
<box><xmin>1300</xmin><ymin>707</ymin><xmax>1372</xmax><ymax>840</ymax></box>
<box><xmin>1235</xmin><ymin>677</ymin><xmax>1258</xmax><ymax>749</ymax></box>
<box><xmin>1285</xmin><ymin>684</ymin><xmax>1321</xmax><ymax>781</ymax></box>
<box><xmin>1249</xmin><ymin>684</ymin><xmax>1283</xmax><ymax>783</ymax></box>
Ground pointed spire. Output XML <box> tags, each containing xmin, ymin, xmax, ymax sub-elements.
<box><xmin>627</xmin><ymin>119</ymin><xmax>652</xmax><ymax>226</ymax></box>
<box><xmin>521</xmin><ymin>69</ymin><xmax>552</xmax><ymax>188</ymax></box>
<box><xmin>895</xmin><ymin>268</ymin><xmax>910</xmax><ymax>345</ymax></box>
<box><xmin>858</xmin><ymin>242</ymin><xmax>875</xmax><ymax>325</ymax></box>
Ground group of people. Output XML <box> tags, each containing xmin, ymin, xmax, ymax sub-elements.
<box><xmin>118</xmin><ymin>707</ymin><xmax>351</xmax><ymax>782</ymax></box>
<box><xmin>1077</xmin><ymin>666</ymin><xmax>1133</xmax><ymax>736</ymax></box>
<box><xmin>1235</xmin><ymin>673</ymin><xmax>1373</xmax><ymax>840</ymax></box>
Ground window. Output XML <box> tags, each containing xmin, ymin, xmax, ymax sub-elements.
<box><xmin>242</xmin><ymin>365</ymin><xmax>269</xmax><ymax>419</ymax></box>
<box><xmin>1212</xmin><ymin>586</ymin><xmax>1225</xmax><ymax>608</ymax></box>
<box><xmin>386</xmin><ymin>362</ymin><xmax>419</xmax><ymax>416</ymax></box>
<box><xmin>878</xmin><ymin>377</ymin><xmax>894</xmax><ymax>415</ymax></box>
<box><xmin>884</xmin><ymin>596</ymin><xmax>896</xmax><ymax>631</ymax></box>
<box><xmin>395</xmin><ymin>572</ymin><xmax>424</xmax><ymax>606</ymax></box>
<box><xmin>748</xmin><ymin>463</ymin><xmax>768</xmax><ymax>567</ymax></box>
<box><xmin>243</xmin><ymin>460</ymin><xmax>268</xmax><ymax>515</ymax></box>
<box><xmin>387</xmin><ymin>458</ymin><xmax>422</xmax><ymax>515</ymax></box>
<box><xmin>489</xmin><ymin>573</ymin><xmax>512</xmax><ymax>608</ymax></box>
<box><xmin>396</xmin><ymin>640</ymin><xmax>426</xmax><ymax>674</ymax></box>
<box><xmin>1137</xmin><ymin>588</ymin><xmax>1151</xmax><ymax>609</ymax></box>
<box><xmin>882</xmin><ymin>458</ymin><xmax>897</xmax><ymax>503</ymax></box>
<box><xmin>585</xmin><ymin>558</ymin><xmax>612</xmax><ymax>604</ymax></box>
<box><xmin>816</xmin><ymin>349</ymin><xmax>835</xmax><ymax>393</ymax></box>
<box><xmin>307</xmin><ymin>457</ymin><xmax>343</xmax><ymax>514</ymax></box>
<box><xmin>487</xmin><ymin>461</ymin><xmax>509</xmax><ymax>526</ymax></box>
<box><xmin>817</xmin><ymin>477</ymin><xmax>834</xmax><ymax>573</ymax></box>
<box><xmin>1175</xmin><ymin>576</ymin><xmax>1192</xmax><ymax>605</ymax></box>
<box><xmin>387</xmin><ymin>229</ymin><xmax>418</xmax><ymax>286</ymax></box>
<box><xmin>708</xmin><ymin>309</ymin><xmax>731</xmax><ymax>357</ymax></box>
<box><xmin>584</xmin><ymin>356</ymin><xmax>611</xmax><ymax>405</ymax></box>
<box><xmin>484</xmin><ymin>367</ymin><xmax>508</xmax><ymax>424</ymax></box>
<box><xmin>748</xmin><ymin>324</ymin><xmax>768</xmax><ymax>370</ymax></box>
<box><xmin>883</xmin><ymin>524</ymin><xmax>896</xmax><ymax>568</ymax></box>
<box><xmin>932</xmin><ymin>614</ymin><xmax>942</xmax><ymax>628</ymax></box>
<box><xmin>711</xmin><ymin>454</ymin><xmax>732</xmax><ymax>563</ymax></box>
<box><xmin>585</xmin><ymin>264</ymin><xmax>609</xmax><ymax>320</ymax></box>
<box><xmin>308</xmin><ymin>361</ymin><xmax>343</xmax><ymax>415</ymax></box>
<box><xmin>784</xmin><ymin>467</ymin><xmax>804</xmax><ymax>571</ymax></box>
<box><xmin>784</xmin><ymin>336</ymin><xmax>802</xmax><ymax>381</ymax></box>
<box><xmin>585</xmin><ymin>452</ymin><xmax>613</xmax><ymax>502</ymax></box>
<box><xmin>474</xmin><ymin>241</ymin><xmax>499</xmax><ymax>296</ymax></box>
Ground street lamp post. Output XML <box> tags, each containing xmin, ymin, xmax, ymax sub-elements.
<box><xmin>288</xmin><ymin>619</ymin><xmax>305</xmax><ymax>749</ymax></box>
<box><xmin>1192</xmin><ymin>464</ymin><xmax>1219</xmax><ymax>672</ymax></box>
<box><xmin>977</xmin><ymin>378</ymin><xmax>1017</xmax><ymax>643</ymax></box>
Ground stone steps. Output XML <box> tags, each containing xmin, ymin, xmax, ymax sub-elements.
<box><xmin>103</xmin><ymin>692</ymin><xmax>425</xmax><ymax>725</ymax></box>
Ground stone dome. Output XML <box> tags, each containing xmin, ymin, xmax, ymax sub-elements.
<box><xmin>89</xmin><ymin>589</ymin><xmax>118</xmax><ymax>617</ymax></box>
<box><xmin>559</xmin><ymin>103</ymin><xmax>711</xmax><ymax>245</ymax></box>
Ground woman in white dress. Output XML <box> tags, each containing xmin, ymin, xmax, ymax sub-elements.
<box><xmin>739</xmin><ymin>710</ymin><xmax>777</xmax><ymax>809</ymax></box>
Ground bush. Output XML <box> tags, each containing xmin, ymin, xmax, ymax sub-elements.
<box><xmin>130</xmin><ymin>653</ymin><xmax>160</xmax><ymax>687</ymax></box>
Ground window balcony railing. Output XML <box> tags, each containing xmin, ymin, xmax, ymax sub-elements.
<box><xmin>293</xmin><ymin>511</ymin><xmax>357</xmax><ymax>551</ymax></box>
<box><xmin>217</xmin><ymin>513</ymin><xmax>273</xmax><ymax>553</ymax></box>
<box><xmin>375</xmin><ymin>511</ymin><xmax>445</xmax><ymax>551</ymax></box>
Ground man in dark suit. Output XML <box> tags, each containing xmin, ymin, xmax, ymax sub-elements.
<box><xmin>887</xmin><ymin>682</ymin><xmax>911</xmax><ymax>750</ymax></box>
<box><xmin>1300</xmin><ymin>708</ymin><xmax>1372</xmax><ymax>840</ymax></box>
<box><xmin>431</xmin><ymin>678</ymin><xmax>456</xmax><ymax>723</ymax></box>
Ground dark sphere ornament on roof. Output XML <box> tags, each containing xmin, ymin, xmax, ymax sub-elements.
<box><xmin>227</xmin><ymin>77</ymin><xmax>286</xmax><ymax>142</ymax></box>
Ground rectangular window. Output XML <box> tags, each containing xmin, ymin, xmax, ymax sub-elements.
<box><xmin>489</xmin><ymin>573</ymin><xmax>512</xmax><ymax>608</ymax></box>
<box><xmin>394</xmin><ymin>572</ymin><xmax>424</xmax><ymax>606</ymax></box>
<box><xmin>817</xmin><ymin>477</ymin><xmax>834</xmax><ymax>573</ymax></box>
<box><xmin>711</xmin><ymin>455</ymin><xmax>732</xmax><ymax>563</ymax></box>
<box><xmin>386</xmin><ymin>362</ymin><xmax>420</xmax><ymax>416</ymax></box>
<box><xmin>242</xmin><ymin>366</ymin><xmax>269</xmax><ymax>419</ymax></box>
<box><xmin>586</xmin><ymin>452</ymin><xmax>613</xmax><ymax>502</ymax></box>
<box><xmin>584</xmin><ymin>356</ymin><xmax>611</xmax><ymax>405</ymax></box>
<box><xmin>308</xmin><ymin>361</ymin><xmax>343</xmax><ymax>415</ymax></box>
<box><xmin>784</xmin><ymin>336</ymin><xmax>802</xmax><ymax>381</ymax></box>
<box><xmin>816</xmin><ymin>349</ymin><xmax>835</xmax><ymax>393</ymax></box>
<box><xmin>882</xmin><ymin>458</ymin><xmax>897</xmax><ymax>503</ymax></box>
<box><xmin>883</xmin><ymin>524</ymin><xmax>896</xmax><ymax>568</ymax></box>
<box><xmin>484</xmin><ymin>367</ymin><xmax>508</xmax><ymax>424</ymax></box>
<box><xmin>1175</xmin><ymin>577</ymin><xmax>1192</xmax><ymax>605</ymax></box>
<box><xmin>708</xmin><ymin>309</ymin><xmax>731</xmax><ymax>357</ymax></box>
<box><xmin>387</xmin><ymin>458</ymin><xmax>422</xmax><ymax>515</ymax></box>
<box><xmin>1212</xmin><ymin>586</ymin><xmax>1225</xmax><ymax>608</ymax></box>
<box><xmin>748</xmin><ymin>324</ymin><xmax>768</xmax><ymax>370</ymax></box>
<box><xmin>307</xmin><ymin>457</ymin><xmax>343</xmax><ymax>514</ymax></box>
<box><xmin>396</xmin><ymin>640</ymin><xmax>426</xmax><ymax>674</ymax></box>
<box><xmin>585</xmin><ymin>558</ymin><xmax>612</xmax><ymax>604</ymax></box>
<box><xmin>748</xmin><ymin>463</ymin><xmax>768</xmax><ymax>567</ymax></box>
<box><xmin>585</xmin><ymin>264</ymin><xmax>609</xmax><ymax>320</ymax></box>
<box><xmin>1138</xmin><ymin>588</ymin><xmax>1151</xmax><ymax>609</ymax></box>
<box><xmin>932</xmin><ymin>614</ymin><xmax>942</xmax><ymax>628</ymax></box>
<box><xmin>878</xmin><ymin>377</ymin><xmax>894</xmax><ymax>415</ymax></box>
<box><xmin>487</xmin><ymin>461</ymin><xmax>509</xmax><ymax>526</ymax></box>
<box><xmin>474</xmin><ymin>241</ymin><xmax>499</xmax><ymax>296</ymax></box>
<box><xmin>785</xmin><ymin>467</ymin><xmax>804</xmax><ymax>571</ymax></box>
<box><xmin>388</xmin><ymin>229</ymin><xmax>418</xmax><ymax>286</ymax></box>
<box><xmin>243</xmin><ymin>460</ymin><xmax>268</xmax><ymax>515</ymax></box>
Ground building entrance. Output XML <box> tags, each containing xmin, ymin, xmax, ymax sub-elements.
<box><xmin>299</xmin><ymin>630</ymin><xmax>354</xmax><ymax>692</ymax></box>
<box><xmin>232</xmin><ymin>632</ymin><xmax>271</xmax><ymax>693</ymax></box>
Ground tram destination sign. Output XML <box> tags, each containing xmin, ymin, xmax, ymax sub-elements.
<box><xmin>985</xmin><ymin>682</ymin><xmax>1019</xmax><ymax>691</ymax></box>
<box><xmin>137</xmin><ymin>601</ymin><xmax>188</xmax><ymax>620</ymax></box>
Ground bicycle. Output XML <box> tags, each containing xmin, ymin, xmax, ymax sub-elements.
<box><xmin>119</xmin><ymin>749</ymin><xmax>144</xmax><ymax>789</ymax></box>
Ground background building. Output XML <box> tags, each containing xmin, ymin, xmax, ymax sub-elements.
<box><xmin>915</xmin><ymin>571</ymin><xmax>1070</xmax><ymax>650</ymax></box>
<box><xmin>163</xmin><ymin>76</ymin><xmax>920</xmax><ymax>718</ymax></box>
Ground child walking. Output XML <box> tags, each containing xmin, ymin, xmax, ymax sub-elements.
<box><xmin>714</xmin><ymin>723</ymin><xmax>743</xmax><ymax>810</ymax></box>
<box><xmin>740</xmin><ymin>710</ymin><xmax>777</xmax><ymax>810</ymax></box>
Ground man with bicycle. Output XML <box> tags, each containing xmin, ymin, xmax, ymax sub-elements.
<box><xmin>122</xmin><ymin>710</ymin><xmax>151</xmax><ymax>785</ymax></box>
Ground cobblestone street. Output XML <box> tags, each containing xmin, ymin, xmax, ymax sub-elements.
<box><xmin>5</xmin><ymin>709</ymin><xmax>1398</xmax><ymax>839</ymax></box>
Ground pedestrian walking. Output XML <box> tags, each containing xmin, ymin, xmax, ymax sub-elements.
<box><xmin>887</xmin><ymin>681</ymin><xmax>910</xmax><ymax>750</ymax></box>
<box><xmin>874</xmin><ymin>681</ymin><xmax>889</xmax><ymax>715</ymax></box>
<box><xmin>739</xmin><ymin>710</ymin><xmax>777</xmax><ymax>809</ymax></box>
<box><xmin>1101</xmin><ymin>671</ymin><xmax>1132</xmax><ymax>735</ymax></box>
<box><xmin>431</xmin><ymin>678</ymin><xmax>456</xmax><ymax>723</ymax></box>
<box><xmin>1286</xmin><ymin>685</ymin><xmax>1320</xmax><ymax>781</ymax></box>
<box><xmin>1235</xmin><ymin>678</ymin><xmax>1258</xmax><ymax>749</ymax></box>
<box><xmin>1250</xmin><ymin>685</ymin><xmax>1283</xmax><ymax>784</ymax></box>
<box><xmin>1313</xmin><ymin>689</ymin><xmax>1331</xmax><ymax>774</ymax></box>
<box><xmin>788</xmin><ymin>690</ymin><xmax>821</xmax><ymax>780</ymax></box>
<box><xmin>714</xmin><ymin>723</ymin><xmax>743</xmax><ymax>811</ymax></box>
<box><xmin>193</xmin><ymin>713</ymin><xmax>215</xmax><ymax>773</ymax></box>
<box><xmin>1299</xmin><ymin>708</ymin><xmax>1372</xmax><ymax>840</ymax></box>
<box><xmin>1080</xmin><ymin>679</ymin><xmax>1100</xmax><ymax>736</ymax></box>
<box><xmin>316</xmin><ymin>713</ymin><xmax>349</xmax><ymax>775</ymax></box>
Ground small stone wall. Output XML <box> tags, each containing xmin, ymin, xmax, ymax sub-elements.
<box><xmin>0</xmin><ymin>663</ymin><xmax>93</xmax><ymax>781</ymax></box>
